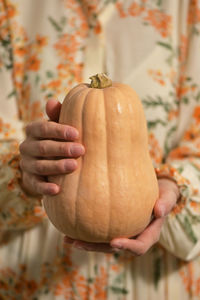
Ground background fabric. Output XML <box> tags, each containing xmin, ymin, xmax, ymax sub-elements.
<box><xmin>0</xmin><ymin>0</ymin><xmax>200</xmax><ymax>299</ymax></box>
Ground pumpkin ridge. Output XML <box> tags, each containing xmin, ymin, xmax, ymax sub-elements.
<box><xmin>74</xmin><ymin>88</ymin><xmax>91</xmax><ymax>240</ymax></box>
<box><xmin>103</xmin><ymin>88</ymin><xmax>111</xmax><ymax>241</ymax></box>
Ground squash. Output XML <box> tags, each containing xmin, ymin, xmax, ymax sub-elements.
<box><xmin>43</xmin><ymin>74</ymin><xmax>159</xmax><ymax>243</ymax></box>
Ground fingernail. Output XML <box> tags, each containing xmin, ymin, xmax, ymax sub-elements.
<box><xmin>112</xmin><ymin>248</ymin><xmax>122</xmax><ymax>252</ymax></box>
<box><xmin>111</xmin><ymin>241</ymin><xmax>123</xmax><ymax>249</ymax></box>
<box><xmin>64</xmin><ymin>159</ymin><xmax>77</xmax><ymax>171</ymax></box>
<box><xmin>73</xmin><ymin>241</ymin><xmax>85</xmax><ymax>250</ymax></box>
<box><xmin>47</xmin><ymin>185</ymin><xmax>59</xmax><ymax>195</ymax></box>
<box><xmin>75</xmin><ymin>245</ymin><xmax>84</xmax><ymax>250</ymax></box>
<box><xmin>66</xmin><ymin>128</ymin><xmax>79</xmax><ymax>140</ymax></box>
<box><xmin>64</xmin><ymin>237</ymin><xmax>74</xmax><ymax>244</ymax></box>
<box><xmin>158</xmin><ymin>205</ymin><xmax>165</xmax><ymax>217</ymax></box>
<box><xmin>70</xmin><ymin>145</ymin><xmax>85</xmax><ymax>157</ymax></box>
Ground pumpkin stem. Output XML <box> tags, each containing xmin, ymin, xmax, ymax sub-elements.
<box><xmin>89</xmin><ymin>73</ymin><xmax>112</xmax><ymax>89</ymax></box>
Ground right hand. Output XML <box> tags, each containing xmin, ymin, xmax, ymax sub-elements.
<box><xmin>19</xmin><ymin>99</ymin><xmax>85</xmax><ymax>196</ymax></box>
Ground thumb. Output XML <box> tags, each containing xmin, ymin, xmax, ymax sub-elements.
<box><xmin>46</xmin><ymin>99</ymin><xmax>62</xmax><ymax>122</ymax></box>
<box><xmin>154</xmin><ymin>181</ymin><xmax>179</xmax><ymax>218</ymax></box>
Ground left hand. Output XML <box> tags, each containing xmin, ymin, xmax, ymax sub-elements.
<box><xmin>64</xmin><ymin>178</ymin><xmax>180</xmax><ymax>256</ymax></box>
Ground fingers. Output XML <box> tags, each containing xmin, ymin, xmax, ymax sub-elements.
<box><xmin>20</xmin><ymin>140</ymin><xmax>85</xmax><ymax>158</ymax></box>
<box><xmin>20</xmin><ymin>157</ymin><xmax>78</xmax><ymax>176</ymax></box>
<box><xmin>25</xmin><ymin>120</ymin><xmax>79</xmax><ymax>140</ymax></box>
<box><xmin>110</xmin><ymin>217</ymin><xmax>165</xmax><ymax>256</ymax></box>
<box><xmin>154</xmin><ymin>178</ymin><xmax>179</xmax><ymax>218</ymax></box>
<box><xmin>46</xmin><ymin>99</ymin><xmax>62</xmax><ymax>122</ymax></box>
<box><xmin>22</xmin><ymin>171</ymin><xmax>60</xmax><ymax>195</ymax></box>
<box><xmin>64</xmin><ymin>237</ymin><xmax>118</xmax><ymax>253</ymax></box>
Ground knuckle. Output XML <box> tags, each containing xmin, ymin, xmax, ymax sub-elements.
<box><xmin>25</xmin><ymin>123</ymin><xmax>33</xmax><ymax>136</ymax></box>
<box><xmin>31</xmin><ymin>175</ymin><xmax>43</xmax><ymax>195</ymax></box>
<box><xmin>34</xmin><ymin>161</ymin><xmax>44</xmax><ymax>174</ymax></box>
<box><xmin>136</xmin><ymin>249</ymin><xmax>145</xmax><ymax>256</ymax></box>
<box><xmin>57</xmin><ymin>161</ymin><xmax>66</xmax><ymax>173</ymax></box>
<box><xmin>154</xmin><ymin>233</ymin><xmax>161</xmax><ymax>244</ymax></box>
<box><xmin>59</xmin><ymin>143</ymin><xmax>68</xmax><ymax>156</ymax></box>
<box><xmin>19</xmin><ymin>158</ymin><xmax>25</xmax><ymax>170</ymax></box>
<box><xmin>135</xmin><ymin>245</ymin><xmax>146</xmax><ymax>256</ymax></box>
<box><xmin>38</xmin><ymin>141</ymin><xmax>47</xmax><ymax>156</ymax></box>
<box><xmin>55</xmin><ymin>124</ymin><xmax>64</xmax><ymax>138</ymax></box>
<box><xmin>19</xmin><ymin>142</ymin><xmax>26</xmax><ymax>154</ymax></box>
<box><xmin>40</xmin><ymin>122</ymin><xmax>49</xmax><ymax>137</ymax></box>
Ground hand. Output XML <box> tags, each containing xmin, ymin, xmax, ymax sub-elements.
<box><xmin>19</xmin><ymin>99</ymin><xmax>85</xmax><ymax>196</ymax></box>
<box><xmin>64</xmin><ymin>178</ymin><xmax>180</xmax><ymax>255</ymax></box>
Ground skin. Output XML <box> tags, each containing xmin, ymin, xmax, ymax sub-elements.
<box><xmin>20</xmin><ymin>99</ymin><xmax>180</xmax><ymax>256</ymax></box>
<box><xmin>19</xmin><ymin>99</ymin><xmax>85</xmax><ymax>196</ymax></box>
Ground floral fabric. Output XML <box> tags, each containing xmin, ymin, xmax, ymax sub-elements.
<box><xmin>0</xmin><ymin>0</ymin><xmax>200</xmax><ymax>299</ymax></box>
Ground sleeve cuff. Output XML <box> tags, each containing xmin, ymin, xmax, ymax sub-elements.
<box><xmin>155</xmin><ymin>163</ymin><xmax>200</xmax><ymax>260</ymax></box>
<box><xmin>0</xmin><ymin>152</ymin><xmax>46</xmax><ymax>230</ymax></box>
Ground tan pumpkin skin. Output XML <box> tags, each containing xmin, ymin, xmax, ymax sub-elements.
<box><xmin>43</xmin><ymin>81</ymin><xmax>159</xmax><ymax>243</ymax></box>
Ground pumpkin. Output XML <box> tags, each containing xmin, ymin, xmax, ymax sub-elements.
<box><xmin>43</xmin><ymin>74</ymin><xmax>159</xmax><ymax>243</ymax></box>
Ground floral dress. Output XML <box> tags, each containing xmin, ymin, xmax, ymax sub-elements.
<box><xmin>1</xmin><ymin>0</ymin><xmax>200</xmax><ymax>299</ymax></box>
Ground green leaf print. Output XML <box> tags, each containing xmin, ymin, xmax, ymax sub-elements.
<box><xmin>35</xmin><ymin>74</ymin><xmax>40</xmax><ymax>85</ymax></box>
<box><xmin>182</xmin><ymin>97</ymin><xmax>189</xmax><ymax>104</ymax></box>
<box><xmin>109</xmin><ymin>286</ymin><xmax>128</xmax><ymax>295</ymax></box>
<box><xmin>142</xmin><ymin>95</ymin><xmax>171</xmax><ymax>113</ymax></box>
<box><xmin>176</xmin><ymin>215</ymin><xmax>197</xmax><ymax>243</ymax></box>
<box><xmin>46</xmin><ymin>70</ymin><xmax>54</xmax><ymax>78</ymax></box>
<box><xmin>7</xmin><ymin>89</ymin><xmax>16</xmax><ymax>99</ymax></box>
<box><xmin>153</xmin><ymin>257</ymin><xmax>162</xmax><ymax>289</ymax></box>
<box><xmin>177</xmin><ymin>166</ymin><xmax>184</xmax><ymax>174</ymax></box>
<box><xmin>196</xmin><ymin>91</ymin><xmax>200</xmax><ymax>102</ymax></box>
<box><xmin>113</xmin><ymin>272</ymin><xmax>125</xmax><ymax>285</ymax></box>
<box><xmin>164</xmin><ymin>125</ymin><xmax>177</xmax><ymax>156</ymax></box>
<box><xmin>156</xmin><ymin>0</ymin><xmax>163</xmax><ymax>5</ymax></box>
<box><xmin>157</xmin><ymin>41</ymin><xmax>172</xmax><ymax>50</ymax></box>
<box><xmin>147</xmin><ymin>119</ymin><xmax>167</xmax><ymax>129</ymax></box>
<box><xmin>48</xmin><ymin>16</ymin><xmax>63</xmax><ymax>32</ymax></box>
<box><xmin>189</xmin><ymin>162</ymin><xmax>200</xmax><ymax>173</ymax></box>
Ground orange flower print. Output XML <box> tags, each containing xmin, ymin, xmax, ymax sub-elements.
<box><xmin>179</xmin><ymin>35</ymin><xmax>188</xmax><ymax>64</ymax></box>
<box><xmin>188</xmin><ymin>0</ymin><xmax>200</xmax><ymax>25</ymax></box>
<box><xmin>168</xmin><ymin>146</ymin><xmax>191</xmax><ymax>159</ymax></box>
<box><xmin>93</xmin><ymin>266</ymin><xmax>108</xmax><ymax>299</ymax></box>
<box><xmin>175</xmin><ymin>75</ymin><xmax>197</xmax><ymax>99</ymax></box>
<box><xmin>54</xmin><ymin>269</ymin><xmax>90</xmax><ymax>300</ymax></box>
<box><xmin>168</xmin><ymin>109</ymin><xmax>179</xmax><ymax>121</ymax></box>
<box><xmin>148</xmin><ymin>132</ymin><xmax>163</xmax><ymax>164</ymax></box>
<box><xmin>184</xmin><ymin>124</ymin><xmax>200</xmax><ymax>141</ymax></box>
<box><xmin>145</xmin><ymin>9</ymin><xmax>172</xmax><ymax>37</ymax></box>
<box><xmin>14</xmin><ymin>46</ymin><xmax>27</xmax><ymax>57</ymax></box>
<box><xmin>179</xmin><ymin>262</ymin><xmax>194</xmax><ymax>294</ymax></box>
<box><xmin>190</xmin><ymin>200</ymin><xmax>200</xmax><ymax>213</ymax></box>
<box><xmin>30</xmin><ymin>101</ymin><xmax>45</xmax><ymax>121</ymax></box>
<box><xmin>148</xmin><ymin>69</ymin><xmax>166</xmax><ymax>86</ymax></box>
<box><xmin>116</xmin><ymin>2</ymin><xmax>128</xmax><ymax>18</ymax></box>
<box><xmin>54</xmin><ymin>34</ymin><xmax>79</xmax><ymax>61</ymax></box>
<box><xmin>179</xmin><ymin>261</ymin><xmax>200</xmax><ymax>297</ymax></box>
<box><xmin>6</xmin><ymin>0</ymin><xmax>18</xmax><ymax>18</ymax></box>
<box><xmin>13</xmin><ymin>62</ymin><xmax>24</xmax><ymax>77</ymax></box>
<box><xmin>94</xmin><ymin>21</ymin><xmax>102</xmax><ymax>34</ymax></box>
<box><xmin>193</xmin><ymin>106</ymin><xmax>200</xmax><ymax>124</ymax></box>
<box><xmin>128</xmin><ymin>3</ymin><xmax>144</xmax><ymax>17</ymax></box>
<box><xmin>48</xmin><ymin>79</ymin><xmax>61</xmax><ymax>89</ymax></box>
<box><xmin>0</xmin><ymin>118</ymin><xmax>15</xmax><ymax>138</ymax></box>
<box><xmin>27</xmin><ymin>54</ymin><xmax>40</xmax><ymax>71</ymax></box>
<box><xmin>36</xmin><ymin>34</ymin><xmax>48</xmax><ymax>48</ymax></box>
<box><xmin>171</xmin><ymin>198</ymin><xmax>186</xmax><ymax>216</ymax></box>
